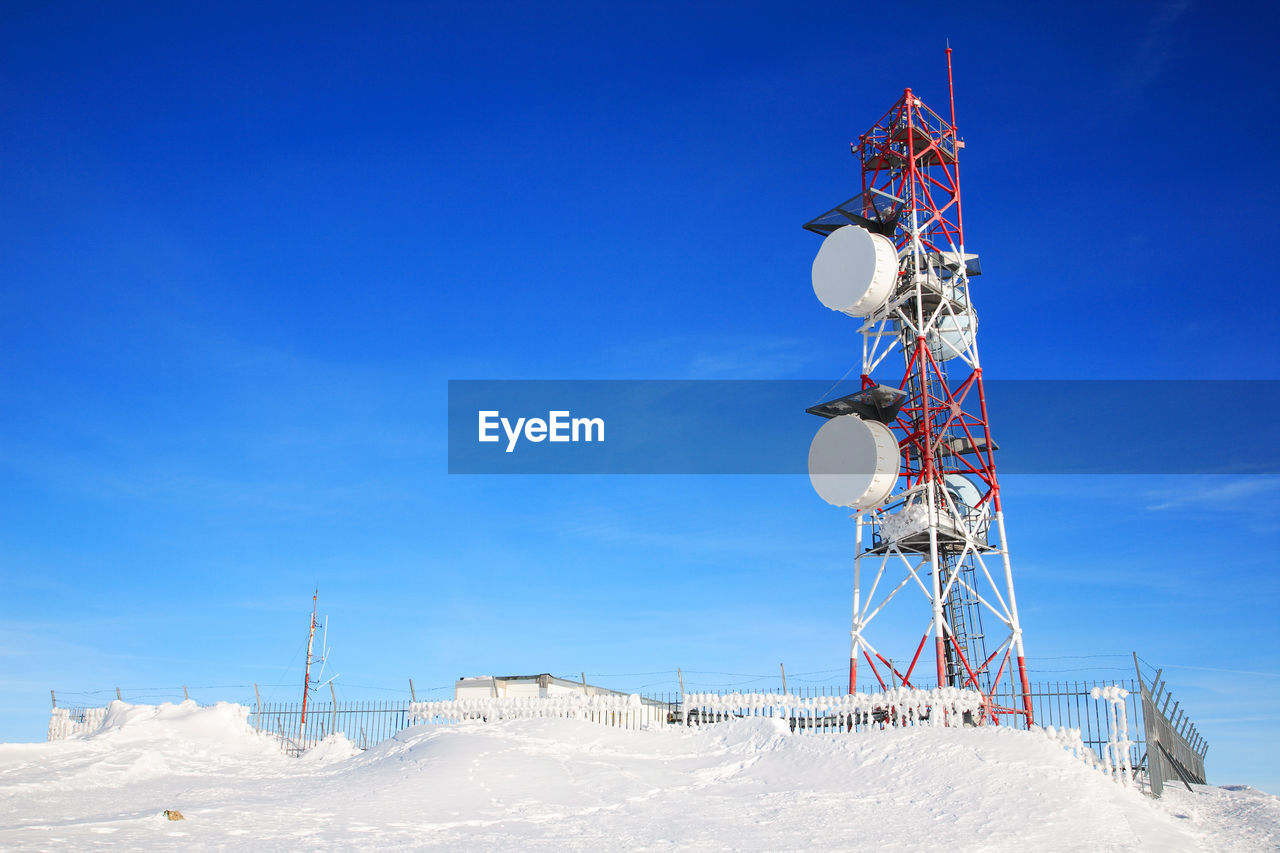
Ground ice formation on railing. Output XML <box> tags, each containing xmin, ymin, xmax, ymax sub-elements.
<box><xmin>682</xmin><ymin>687</ymin><xmax>982</xmax><ymax>730</ymax></box>
<box><xmin>1039</xmin><ymin>724</ymin><xmax>1103</xmax><ymax>770</ymax></box>
<box><xmin>1090</xmin><ymin>684</ymin><xmax>1134</xmax><ymax>787</ymax></box>
<box><xmin>407</xmin><ymin>689</ymin><xmax>983</xmax><ymax>733</ymax></box>
<box><xmin>1035</xmin><ymin>685</ymin><xmax>1133</xmax><ymax>788</ymax></box>
<box><xmin>408</xmin><ymin>693</ymin><xmax>656</xmax><ymax>727</ymax></box>
<box><xmin>47</xmin><ymin>706</ymin><xmax>109</xmax><ymax>741</ymax></box>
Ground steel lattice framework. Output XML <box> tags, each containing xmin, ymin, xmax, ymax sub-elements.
<box><xmin>805</xmin><ymin>61</ymin><xmax>1033</xmax><ymax>724</ymax></box>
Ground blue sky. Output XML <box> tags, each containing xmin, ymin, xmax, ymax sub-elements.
<box><xmin>3</xmin><ymin>1</ymin><xmax>1279</xmax><ymax>788</ymax></box>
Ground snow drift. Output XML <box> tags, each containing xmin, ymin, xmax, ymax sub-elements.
<box><xmin>3</xmin><ymin>701</ymin><xmax>1277</xmax><ymax>850</ymax></box>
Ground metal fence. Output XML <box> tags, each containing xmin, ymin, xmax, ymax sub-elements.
<box><xmin>994</xmin><ymin>679</ymin><xmax>1147</xmax><ymax>771</ymax></box>
<box><xmin>49</xmin><ymin>681</ymin><xmax>1159</xmax><ymax>770</ymax></box>
<box><xmin>677</xmin><ymin>687</ymin><xmax>982</xmax><ymax>734</ymax></box>
<box><xmin>407</xmin><ymin>695</ymin><xmax>671</xmax><ymax>731</ymax></box>
<box><xmin>47</xmin><ymin>706</ymin><xmax>108</xmax><ymax>741</ymax></box>
<box><xmin>55</xmin><ymin>659</ymin><xmax>1208</xmax><ymax>795</ymax></box>
<box><xmin>246</xmin><ymin>679</ymin><xmax>1163</xmax><ymax>767</ymax></box>
<box><xmin>251</xmin><ymin>700</ymin><xmax>412</xmax><ymax>755</ymax></box>
<box><xmin>1133</xmin><ymin>654</ymin><xmax>1208</xmax><ymax>796</ymax></box>
<box><xmin>644</xmin><ymin>681</ymin><xmax>1146</xmax><ymax>767</ymax></box>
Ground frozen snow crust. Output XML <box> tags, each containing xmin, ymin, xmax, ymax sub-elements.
<box><xmin>3</xmin><ymin>701</ymin><xmax>1277</xmax><ymax>850</ymax></box>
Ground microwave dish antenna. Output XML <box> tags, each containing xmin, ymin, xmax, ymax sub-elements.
<box><xmin>808</xmin><ymin>415</ymin><xmax>900</xmax><ymax>510</ymax></box>
<box><xmin>944</xmin><ymin>473</ymin><xmax>983</xmax><ymax>513</ymax></box>
<box><xmin>811</xmin><ymin>224</ymin><xmax>898</xmax><ymax>317</ymax></box>
<box><xmin>928</xmin><ymin>310</ymin><xmax>976</xmax><ymax>361</ymax></box>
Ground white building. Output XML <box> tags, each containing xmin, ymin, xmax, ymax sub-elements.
<box><xmin>454</xmin><ymin>673</ymin><xmax>666</xmax><ymax>710</ymax></box>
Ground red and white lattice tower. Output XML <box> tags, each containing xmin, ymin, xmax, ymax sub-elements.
<box><xmin>804</xmin><ymin>53</ymin><xmax>1033</xmax><ymax>724</ymax></box>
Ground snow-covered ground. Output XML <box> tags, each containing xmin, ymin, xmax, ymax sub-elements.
<box><xmin>1</xmin><ymin>701</ymin><xmax>1276</xmax><ymax>851</ymax></box>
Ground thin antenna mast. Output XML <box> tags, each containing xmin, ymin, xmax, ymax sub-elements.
<box><xmin>945</xmin><ymin>41</ymin><xmax>957</xmax><ymax>132</ymax></box>
<box><xmin>300</xmin><ymin>590</ymin><xmax>317</xmax><ymax>740</ymax></box>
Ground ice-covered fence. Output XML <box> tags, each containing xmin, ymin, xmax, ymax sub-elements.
<box><xmin>408</xmin><ymin>693</ymin><xmax>666</xmax><ymax>730</ymax></box>
<box><xmin>1036</xmin><ymin>685</ymin><xmax>1134</xmax><ymax>788</ymax></box>
<box><xmin>48</xmin><ymin>706</ymin><xmax>109</xmax><ymax>740</ymax></box>
<box><xmin>1091</xmin><ymin>684</ymin><xmax>1134</xmax><ymax>787</ymax></box>
<box><xmin>991</xmin><ymin>678</ymin><xmax>1147</xmax><ymax>769</ymax></box>
<box><xmin>681</xmin><ymin>687</ymin><xmax>983</xmax><ymax>733</ymax></box>
<box><xmin>1039</xmin><ymin>724</ymin><xmax>1105</xmax><ymax>770</ymax></box>
<box><xmin>252</xmin><ymin>700</ymin><xmax>412</xmax><ymax>755</ymax></box>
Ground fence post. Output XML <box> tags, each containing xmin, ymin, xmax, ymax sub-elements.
<box><xmin>330</xmin><ymin>682</ymin><xmax>338</xmax><ymax>739</ymax></box>
<box><xmin>781</xmin><ymin>663</ymin><xmax>787</xmax><ymax>695</ymax></box>
<box><xmin>677</xmin><ymin>668</ymin><xmax>686</xmax><ymax>723</ymax></box>
<box><xmin>50</xmin><ymin>690</ymin><xmax>56</xmax><ymax>709</ymax></box>
<box><xmin>183</xmin><ymin>685</ymin><xmax>189</xmax><ymax>702</ymax></box>
<box><xmin>409</xmin><ymin>679</ymin><xmax>417</xmax><ymax>703</ymax></box>
<box><xmin>116</xmin><ymin>687</ymin><xmax>122</xmax><ymax>701</ymax></box>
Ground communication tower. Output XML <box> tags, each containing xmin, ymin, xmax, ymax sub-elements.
<box><xmin>804</xmin><ymin>52</ymin><xmax>1033</xmax><ymax>724</ymax></box>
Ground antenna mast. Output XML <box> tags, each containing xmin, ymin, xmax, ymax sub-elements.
<box><xmin>946</xmin><ymin>41</ymin><xmax>957</xmax><ymax>133</ymax></box>
<box><xmin>300</xmin><ymin>590</ymin><xmax>318</xmax><ymax>739</ymax></box>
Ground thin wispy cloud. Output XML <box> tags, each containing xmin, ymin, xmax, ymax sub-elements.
<box><xmin>1116</xmin><ymin>0</ymin><xmax>1191</xmax><ymax>101</ymax></box>
<box><xmin>1156</xmin><ymin>662</ymin><xmax>1280</xmax><ymax>679</ymax></box>
<box><xmin>600</xmin><ymin>334</ymin><xmax>819</xmax><ymax>379</ymax></box>
<box><xmin>1145</xmin><ymin>477</ymin><xmax>1280</xmax><ymax>511</ymax></box>
<box><xmin>686</xmin><ymin>336</ymin><xmax>816</xmax><ymax>380</ymax></box>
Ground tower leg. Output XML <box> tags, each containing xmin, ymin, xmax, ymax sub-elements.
<box><xmin>1017</xmin><ymin>652</ymin><xmax>1033</xmax><ymax>724</ymax></box>
<box><xmin>995</xmin><ymin>509</ymin><xmax>1032</xmax><ymax>725</ymax></box>
<box><xmin>926</xmin><ymin>487</ymin><xmax>947</xmax><ymax>687</ymax></box>
<box><xmin>850</xmin><ymin>516</ymin><xmax>864</xmax><ymax>695</ymax></box>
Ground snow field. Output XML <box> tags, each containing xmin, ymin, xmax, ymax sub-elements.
<box><xmin>2</xmin><ymin>700</ymin><xmax>1277</xmax><ymax>851</ymax></box>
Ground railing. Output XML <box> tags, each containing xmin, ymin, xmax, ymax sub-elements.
<box><xmin>678</xmin><ymin>687</ymin><xmax>981</xmax><ymax>733</ymax></box>
<box><xmin>251</xmin><ymin>695</ymin><xmax>672</xmax><ymax>754</ymax></box>
<box><xmin>408</xmin><ymin>694</ymin><xmax>668</xmax><ymax>730</ymax></box>
<box><xmin>47</xmin><ymin>706</ymin><xmax>108</xmax><ymax>740</ymax></box>
<box><xmin>251</xmin><ymin>700</ymin><xmax>412</xmax><ymax>755</ymax></box>
<box><xmin>44</xmin><ymin>684</ymin><xmax>1140</xmax><ymax>760</ymax></box>
<box><xmin>993</xmin><ymin>678</ymin><xmax>1147</xmax><ymax>771</ymax></box>
<box><xmin>48</xmin><ymin>656</ymin><xmax>1208</xmax><ymax>792</ymax></box>
<box><xmin>248</xmin><ymin>675</ymin><xmax>1197</xmax><ymax>774</ymax></box>
<box><xmin>1133</xmin><ymin>654</ymin><xmax>1208</xmax><ymax>796</ymax></box>
<box><xmin>1038</xmin><ymin>684</ymin><xmax>1135</xmax><ymax>789</ymax></box>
